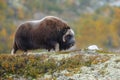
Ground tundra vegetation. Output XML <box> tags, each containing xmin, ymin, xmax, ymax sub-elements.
<box><xmin>0</xmin><ymin>51</ymin><xmax>112</xmax><ymax>79</ymax></box>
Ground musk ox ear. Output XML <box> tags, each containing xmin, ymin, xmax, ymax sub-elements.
<box><xmin>63</xmin><ymin>29</ymin><xmax>74</xmax><ymax>42</ymax></box>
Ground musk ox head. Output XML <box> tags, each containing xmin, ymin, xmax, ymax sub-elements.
<box><xmin>11</xmin><ymin>16</ymin><xmax>75</xmax><ymax>54</ymax></box>
<box><xmin>59</xmin><ymin>27</ymin><xmax>75</xmax><ymax>50</ymax></box>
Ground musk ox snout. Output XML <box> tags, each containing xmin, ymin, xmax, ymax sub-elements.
<box><xmin>68</xmin><ymin>38</ymin><xmax>75</xmax><ymax>47</ymax></box>
<box><xmin>11</xmin><ymin>16</ymin><xmax>75</xmax><ymax>54</ymax></box>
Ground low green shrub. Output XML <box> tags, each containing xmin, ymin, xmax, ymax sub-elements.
<box><xmin>0</xmin><ymin>54</ymin><xmax>57</xmax><ymax>79</ymax></box>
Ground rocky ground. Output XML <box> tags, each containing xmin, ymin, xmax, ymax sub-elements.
<box><xmin>31</xmin><ymin>50</ymin><xmax>120</xmax><ymax>80</ymax></box>
<box><xmin>1</xmin><ymin>49</ymin><xmax>120</xmax><ymax>80</ymax></box>
<box><xmin>54</xmin><ymin>54</ymin><xmax>120</xmax><ymax>80</ymax></box>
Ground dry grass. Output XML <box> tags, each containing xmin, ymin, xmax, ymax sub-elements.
<box><xmin>0</xmin><ymin>52</ymin><xmax>111</xmax><ymax>79</ymax></box>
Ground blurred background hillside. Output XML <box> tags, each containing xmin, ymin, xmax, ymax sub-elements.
<box><xmin>0</xmin><ymin>0</ymin><xmax>120</xmax><ymax>53</ymax></box>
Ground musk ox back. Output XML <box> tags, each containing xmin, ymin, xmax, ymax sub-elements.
<box><xmin>11</xmin><ymin>16</ymin><xmax>75</xmax><ymax>54</ymax></box>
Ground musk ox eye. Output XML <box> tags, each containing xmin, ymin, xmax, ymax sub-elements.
<box><xmin>66</xmin><ymin>35</ymin><xmax>72</xmax><ymax>40</ymax></box>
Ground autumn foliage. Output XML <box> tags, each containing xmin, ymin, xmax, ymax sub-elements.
<box><xmin>0</xmin><ymin>0</ymin><xmax>120</xmax><ymax>53</ymax></box>
<box><xmin>73</xmin><ymin>7</ymin><xmax>120</xmax><ymax>49</ymax></box>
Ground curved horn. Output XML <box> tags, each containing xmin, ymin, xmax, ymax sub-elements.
<box><xmin>63</xmin><ymin>29</ymin><xmax>74</xmax><ymax>42</ymax></box>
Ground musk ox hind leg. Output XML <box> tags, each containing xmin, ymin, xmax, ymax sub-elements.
<box><xmin>23</xmin><ymin>50</ymin><xmax>28</xmax><ymax>55</ymax></box>
<box><xmin>11</xmin><ymin>42</ymin><xmax>18</xmax><ymax>55</ymax></box>
<box><xmin>11</xmin><ymin>48</ymin><xmax>18</xmax><ymax>55</ymax></box>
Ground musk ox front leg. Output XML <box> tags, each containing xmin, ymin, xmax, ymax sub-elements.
<box><xmin>54</xmin><ymin>43</ymin><xmax>59</xmax><ymax>51</ymax></box>
<box><xmin>47</xmin><ymin>40</ymin><xmax>59</xmax><ymax>51</ymax></box>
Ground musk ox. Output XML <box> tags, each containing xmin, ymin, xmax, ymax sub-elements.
<box><xmin>11</xmin><ymin>16</ymin><xmax>75</xmax><ymax>54</ymax></box>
